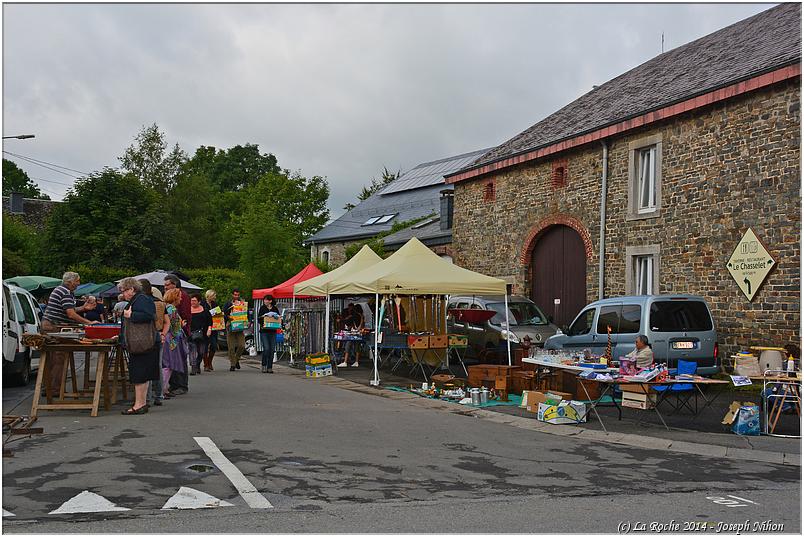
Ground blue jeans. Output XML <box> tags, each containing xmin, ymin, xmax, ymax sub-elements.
<box><xmin>260</xmin><ymin>331</ymin><xmax>276</xmax><ymax>368</ymax></box>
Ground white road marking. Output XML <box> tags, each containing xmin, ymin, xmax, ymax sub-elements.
<box><xmin>3</xmin><ymin>509</ymin><xmax>15</xmax><ymax>517</ymax></box>
<box><xmin>193</xmin><ymin>436</ymin><xmax>273</xmax><ymax>509</ymax></box>
<box><xmin>727</xmin><ymin>494</ymin><xmax>758</xmax><ymax>505</ymax></box>
<box><xmin>49</xmin><ymin>491</ymin><xmax>130</xmax><ymax>515</ymax></box>
<box><xmin>162</xmin><ymin>487</ymin><xmax>234</xmax><ymax>510</ymax></box>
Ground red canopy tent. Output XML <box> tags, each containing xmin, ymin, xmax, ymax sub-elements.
<box><xmin>252</xmin><ymin>263</ymin><xmax>324</xmax><ymax>300</ymax></box>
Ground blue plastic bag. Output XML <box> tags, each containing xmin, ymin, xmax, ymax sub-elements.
<box><xmin>732</xmin><ymin>405</ymin><xmax>760</xmax><ymax>436</ymax></box>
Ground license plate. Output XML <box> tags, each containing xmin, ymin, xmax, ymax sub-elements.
<box><xmin>672</xmin><ymin>341</ymin><xmax>695</xmax><ymax>350</ymax></box>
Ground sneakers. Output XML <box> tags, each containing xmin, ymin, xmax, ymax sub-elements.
<box><xmin>337</xmin><ymin>362</ymin><xmax>348</xmax><ymax>368</ymax></box>
<box><xmin>350</xmin><ymin>362</ymin><xmax>359</xmax><ymax>367</ymax></box>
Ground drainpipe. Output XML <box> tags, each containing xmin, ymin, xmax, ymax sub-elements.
<box><xmin>598</xmin><ymin>141</ymin><xmax>608</xmax><ymax>300</ymax></box>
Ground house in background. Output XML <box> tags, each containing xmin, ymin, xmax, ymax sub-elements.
<box><xmin>446</xmin><ymin>3</ymin><xmax>800</xmax><ymax>358</ymax></box>
<box><xmin>2</xmin><ymin>193</ymin><xmax>60</xmax><ymax>230</ymax></box>
<box><xmin>305</xmin><ymin>148</ymin><xmax>489</xmax><ymax>267</ymax></box>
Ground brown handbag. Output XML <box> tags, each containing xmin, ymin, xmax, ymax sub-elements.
<box><xmin>123</xmin><ymin>295</ymin><xmax>156</xmax><ymax>354</ymax></box>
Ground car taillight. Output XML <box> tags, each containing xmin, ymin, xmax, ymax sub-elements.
<box><xmin>714</xmin><ymin>342</ymin><xmax>719</xmax><ymax>362</ymax></box>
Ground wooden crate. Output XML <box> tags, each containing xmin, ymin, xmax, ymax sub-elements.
<box><xmin>407</xmin><ymin>335</ymin><xmax>429</xmax><ymax>349</ymax></box>
<box><xmin>428</xmin><ymin>335</ymin><xmax>448</xmax><ymax>349</ymax></box>
<box><xmin>448</xmin><ymin>334</ymin><xmax>468</xmax><ymax>347</ymax></box>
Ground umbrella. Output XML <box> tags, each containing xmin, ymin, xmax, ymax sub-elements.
<box><xmin>75</xmin><ymin>282</ymin><xmax>116</xmax><ymax>298</ymax></box>
<box><xmin>120</xmin><ymin>270</ymin><xmax>201</xmax><ymax>290</ymax></box>
<box><xmin>4</xmin><ymin>275</ymin><xmax>62</xmax><ymax>296</ymax></box>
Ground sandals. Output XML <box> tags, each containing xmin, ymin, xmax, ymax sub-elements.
<box><xmin>122</xmin><ymin>405</ymin><xmax>149</xmax><ymax>415</ymax></box>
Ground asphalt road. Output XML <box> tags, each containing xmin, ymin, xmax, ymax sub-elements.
<box><xmin>2</xmin><ymin>356</ymin><xmax>800</xmax><ymax>533</ymax></box>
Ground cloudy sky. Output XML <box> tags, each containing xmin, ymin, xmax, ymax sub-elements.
<box><xmin>3</xmin><ymin>3</ymin><xmax>771</xmax><ymax>216</ymax></box>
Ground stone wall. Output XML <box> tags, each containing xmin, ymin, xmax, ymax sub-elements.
<box><xmin>453</xmin><ymin>79</ymin><xmax>801</xmax><ymax>357</ymax></box>
<box><xmin>1</xmin><ymin>197</ymin><xmax>60</xmax><ymax>231</ymax></box>
<box><xmin>309</xmin><ymin>240</ymin><xmax>358</xmax><ymax>268</ymax></box>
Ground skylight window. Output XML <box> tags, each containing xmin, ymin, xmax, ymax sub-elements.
<box><xmin>362</xmin><ymin>216</ymin><xmax>382</xmax><ymax>225</ymax></box>
<box><xmin>375</xmin><ymin>214</ymin><xmax>397</xmax><ymax>224</ymax></box>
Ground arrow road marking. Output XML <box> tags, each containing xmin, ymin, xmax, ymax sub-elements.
<box><xmin>193</xmin><ymin>436</ymin><xmax>273</xmax><ymax>509</ymax></box>
<box><xmin>727</xmin><ymin>494</ymin><xmax>757</xmax><ymax>505</ymax></box>
<box><xmin>162</xmin><ymin>487</ymin><xmax>234</xmax><ymax>510</ymax></box>
<box><xmin>3</xmin><ymin>509</ymin><xmax>15</xmax><ymax>517</ymax></box>
<box><xmin>49</xmin><ymin>491</ymin><xmax>130</xmax><ymax>515</ymax></box>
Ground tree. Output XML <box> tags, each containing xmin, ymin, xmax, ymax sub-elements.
<box><xmin>183</xmin><ymin>144</ymin><xmax>281</xmax><ymax>192</ymax></box>
<box><xmin>40</xmin><ymin>168</ymin><xmax>164</xmax><ymax>273</ymax></box>
<box><xmin>343</xmin><ymin>166</ymin><xmax>399</xmax><ymax>211</ymax></box>
<box><xmin>2</xmin><ymin>214</ymin><xmax>40</xmax><ymax>277</ymax></box>
<box><xmin>2</xmin><ymin>159</ymin><xmax>50</xmax><ymax>200</ymax></box>
<box><xmin>119</xmin><ymin>123</ymin><xmax>187</xmax><ymax>194</ymax></box>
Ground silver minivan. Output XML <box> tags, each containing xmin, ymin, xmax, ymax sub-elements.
<box><xmin>447</xmin><ymin>295</ymin><xmax>560</xmax><ymax>360</ymax></box>
<box><xmin>3</xmin><ymin>282</ymin><xmax>42</xmax><ymax>386</ymax></box>
<box><xmin>544</xmin><ymin>294</ymin><xmax>719</xmax><ymax>375</ymax></box>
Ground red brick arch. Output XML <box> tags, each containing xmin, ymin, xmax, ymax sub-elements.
<box><xmin>519</xmin><ymin>214</ymin><xmax>594</xmax><ymax>266</ymax></box>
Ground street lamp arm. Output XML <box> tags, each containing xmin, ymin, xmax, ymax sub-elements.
<box><xmin>3</xmin><ymin>134</ymin><xmax>35</xmax><ymax>140</ymax></box>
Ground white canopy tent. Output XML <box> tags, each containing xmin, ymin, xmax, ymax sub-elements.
<box><xmin>325</xmin><ymin>238</ymin><xmax>508</xmax><ymax>385</ymax></box>
<box><xmin>293</xmin><ymin>245</ymin><xmax>383</xmax><ymax>353</ymax></box>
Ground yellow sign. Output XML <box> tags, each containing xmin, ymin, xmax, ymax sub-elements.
<box><xmin>726</xmin><ymin>228</ymin><xmax>775</xmax><ymax>301</ymax></box>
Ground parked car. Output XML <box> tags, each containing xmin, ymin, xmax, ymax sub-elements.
<box><xmin>544</xmin><ymin>294</ymin><xmax>719</xmax><ymax>375</ymax></box>
<box><xmin>3</xmin><ymin>282</ymin><xmax>42</xmax><ymax>386</ymax></box>
<box><xmin>447</xmin><ymin>295</ymin><xmax>560</xmax><ymax>361</ymax></box>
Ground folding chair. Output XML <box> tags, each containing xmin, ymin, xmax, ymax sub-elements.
<box><xmin>653</xmin><ymin>360</ymin><xmax>697</xmax><ymax>415</ymax></box>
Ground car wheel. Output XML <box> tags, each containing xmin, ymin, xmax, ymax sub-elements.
<box><xmin>7</xmin><ymin>351</ymin><xmax>31</xmax><ymax>387</ymax></box>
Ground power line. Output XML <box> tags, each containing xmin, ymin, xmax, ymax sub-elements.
<box><xmin>3</xmin><ymin>150</ymin><xmax>90</xmax><ymax>175</ymax></box>
<box><xmin>3</xmin><ymin>151</ymin><xmax>83</xmax><ymax>179</ymax></box>
<box><xmin>27</xmin><ymin>174</ymin><xmax>75</xmax><ymax>187</ymax></box>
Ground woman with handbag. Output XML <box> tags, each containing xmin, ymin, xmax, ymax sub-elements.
<box><xmin>118</xmin><ymin>277</ymin><xmax>159</xmax><ymax>415</ymax></box>
<box><xmin>189</xmin><ymin>295</ymin><xmax>212</xmax><ymax>376</ymax></box>
<box><xmin>161</xmin><ymin>288</ymin><xmax>189</xmax><ymax>397</ymax></box>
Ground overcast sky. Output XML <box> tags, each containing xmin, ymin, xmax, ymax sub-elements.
<box><xmin>3</xmin><ymin>3</ymin><xmax>772</xmax><ymax>216</ymax></box>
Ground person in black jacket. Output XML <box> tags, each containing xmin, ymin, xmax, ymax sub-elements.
<box><xmin>119</xmin><ymin>277</ymin><xmax>158</xmax><ymax>415</ymax></box>
<box><xmin>257</xmin><ymin>295</ymin><xmax>280</xmax><ymax>373</ymax></box>
<box><xmin>189</xmin><ymin>294</ymin><xmax>212</xmax><ymax>376</ymax></box>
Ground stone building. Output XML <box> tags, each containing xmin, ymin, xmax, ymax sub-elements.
<box><xmin>2</xmin><ymin>193</ymin><xmax>60</xmax><ymax>231</ymax></box>
<box><xmin>305</xmin><ymin>148</ymin><xmax>488</xmax><ymax>266</ymax></box>
<box><xmin>445</xmin><ymin>4</ymin><xmax>800</xmax><ymax>357</ymax></box>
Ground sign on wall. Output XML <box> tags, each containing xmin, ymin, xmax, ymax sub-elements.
<box><xmin>726</xmin><ymin>228</ymin><xmax>775</xmax><ymax>301</ymax></box>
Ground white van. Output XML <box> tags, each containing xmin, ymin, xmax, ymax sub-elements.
<box><xmin>3</xmin><ymin>282</ymin><xmax>42</xmax><ymax>386</ymax></box>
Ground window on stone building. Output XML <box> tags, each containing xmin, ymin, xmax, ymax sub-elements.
<box><xmin>625</xmin><ymin>245</ymin><xmax>660</xmax><ymax>295</ymax></box>
<box><xmin>627</xmin><ymin>134</ymin><xmax>662</xmax><ymax>220</ymax></box>
<box><xmin>321</xmin><ymin>250</ymin><xmax>330</xmax><ymax>265</ymax></box>
<box><xmin>483</xmin><ymin>181</ymin><xmax>495</xmax><ymax>202</ymax></box>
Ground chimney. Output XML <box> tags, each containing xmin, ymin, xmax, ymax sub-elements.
<box><xmin>439</xmin><ymin>189</ymin><xmax>454</xmax><ymax>231</ymax></box>
<box><xmin>9</xmin><ymin>192</ymin><xmax>24</xmax><ymax>215</ymax></box>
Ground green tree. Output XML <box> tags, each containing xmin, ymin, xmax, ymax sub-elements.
<box><xmin>2</xmin><ymin>159</ymin><xmax>50</xmax><ymax>200</ymax></box>
<box><xmin>184</xmin><ymin>267</ymin><xmax>248</xmax><ymax>301</ymax></box>
<box><xmin>183</xmin><ymin>144</ymin><xmax>281</xmax><ymax>192</ymax></box>
<box><xmin>119</xmin><ymin>123</ymin><xmax>187</xmax><ymax>194</ymax></box>
<box><xmin>343</xmin><ymin>166</ymin><xmax>399</xmax><ymax>211</ymax></box>
<box><xmin>2</xmin><ymin>214</ymin><xmax>40</xmax><ymax>277</ymax></box>
<box><xmin>41</xmin><ymin>168</ymin><xmax>163</xmax><ymax>273</ymax></box>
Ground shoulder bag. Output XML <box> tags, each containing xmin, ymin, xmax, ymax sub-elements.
<box><xmin>123</xmin><ymin>295</ymin><xmax>156</xmax><ymax>354</ymax></box>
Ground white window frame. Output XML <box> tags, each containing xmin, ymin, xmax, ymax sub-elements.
<box><xmin>625</xmin><ymin>244</ymin><xmax>660</xmax><ymax>295</ymax></box>
<box><xmin>375</xmin><ymin>214</ymin><xmax>397</xmax><ymax>224</ymax></box>
<box><xmin>627</xmin><ymin>134</ymin><xmax>662</xmax><ymax>220</ymax></box>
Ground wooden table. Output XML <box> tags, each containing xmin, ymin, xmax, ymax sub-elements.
<box><xmin>30</xmin><ymin>343</ymin><xmax>126</xmax><ymax>418</ymax></box>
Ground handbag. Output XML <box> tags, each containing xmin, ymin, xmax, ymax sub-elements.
<box><xmin>122</xmin><ymin>295</ymin><xmax>156</xmax><ymax>354</ymax></box>
<box><xmin>191</xmin><ymin>329</ymin><xmax>205</xmax><ymax>342</ymax></box>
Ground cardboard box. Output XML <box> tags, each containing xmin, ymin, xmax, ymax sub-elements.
<box><xmin>305</xmin><ymin>365</ymin><xmax>333</xmax><ymax>378</ymax></box>
<box><xmin>448</xmin><ymin>334</ymin><xmax>468</xmax><ymax>347</ymax></box>
<box><xmin>521</xmin><ymin>390</ymin><xmax>573</xmax><ymax>412</ymax></box>
<box><xmin>428</xmin><ymin>335</ymin><xmax>448</xmax><ymax>348</ymax></box>
<box><xmin>537</xmin><ymin>401</ymin><xmax>588</xmax><ymax>424</ymax></box>
<box><xmin>263</xmin><ymin>316</ymin><xmax>282</xmax><ymax>329</ymax></box>
<box><xmin>407</xmin><ymin>335</ymin><xmax>429</xmax><ymax>349</ymax></box>
<box><xmin>621</xmin><ymin>391</ymin><xmax>657</xmax><ymax>410</ymax></box>
<box><xmin>305</xmin><ymin>353</ymin><xmax>331</xmax><ymax>366</ymax></box>
<box><xmin>619</xmin><ymin>383</ymin><xmax>651</xmax><ymax>393</ymax></box>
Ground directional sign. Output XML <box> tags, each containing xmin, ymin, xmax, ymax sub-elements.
<box><xmin>726</xmin><ymin>228</ymin><xmax>775</xmax><ymax>301</ymax></box>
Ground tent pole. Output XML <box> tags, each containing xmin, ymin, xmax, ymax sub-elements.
<box><xmin>371</xmin><ymin>292</ymin><xmax>380</xmax><ymax>386</ymax></box>
<box><xmin>325</xmin><ymin>294</ymin><xmax>330</xmax><ymax>354</ymax></box>
<box><xmin>505</xmin><ymin>293</ymin><xmax>511</xmax><ymax>366</ymax></box>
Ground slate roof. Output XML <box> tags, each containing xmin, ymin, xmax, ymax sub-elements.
<box><xmin>305</xmin><ymin>148</ymin><xmax>489</xmax><ymax>245</ymax></box>
<box><xmin>383</xmin><ymin>217</ymin><xmax>451</xmax><ymax>250</ymax></box>
<box><xmin>453</xmin><ymin>3</ymin><xmax>801</xmax><ymax>174</ymax></box>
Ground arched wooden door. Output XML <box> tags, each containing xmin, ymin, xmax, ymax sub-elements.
<box><xmin>530</xmin><ymin>225</ymin><xmax>587</xmax><ymax>328</ymax></box>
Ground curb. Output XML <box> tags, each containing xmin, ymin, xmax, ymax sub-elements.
<box><xmin>273</xmin><ymin>362</ymin><xmax>801</xmax><ymax>467</ymax></box>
